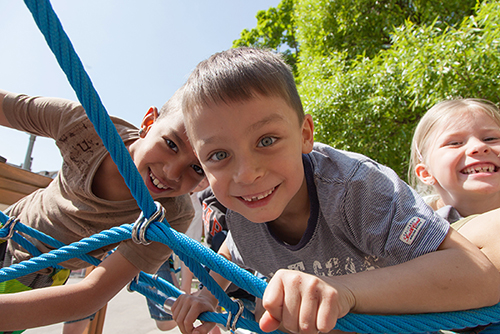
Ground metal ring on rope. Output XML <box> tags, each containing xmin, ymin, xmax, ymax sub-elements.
<box><xmin>225</xmin><ymin>299</ymin><xmax>245</xmax><ymax>333</ymax></box>
<box><xmin>0</xmin><ymin>217</ymin><xmax>20</xmax><ymax>240</ymax></box>
<box><xmin>126</xmin><ymin>274</ymin><xmax>140</xmax><ymax>293</ymax></box>
<box><xmin>164</xmin><ymin>296</ymin><xmax>177</xmax><ymax>315</ymax></box>
<box><xmin>131</xmin><ymin>201</ymin><xmax>166</xmax><ymax>245</ymax></box>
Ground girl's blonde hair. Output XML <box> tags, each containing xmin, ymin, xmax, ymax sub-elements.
<box><xmin>409</xmin><ymin>98</ymin><xmax>500</xmax><ymax>195</ymax></box>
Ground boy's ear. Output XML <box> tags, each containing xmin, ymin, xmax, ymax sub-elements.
<box><xmin>415</xmin><ymin>163</ymin><xmax>436</xmax><ymax>186</ymax></box>
<box><xmin>301</xmin><ymin>114</ymin><xmax>315</xmax><ymax>154</ymax></box>
<box><xmin>139</xmin><ymin>107</ymin><xmax>159</xmax><ymax>137</ymax></box>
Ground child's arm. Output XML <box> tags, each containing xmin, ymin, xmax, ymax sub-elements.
<box><xmin>456</xmin><ymin>207</ymin><xmax>500</xmax><ymax>272</ymax></box>
<box><xmin>0</xmin><ymin>251</ymin><xmax>140</xmax><ymax>331</ymax></box>
<box><xmin>180</xmin><ymin>261</ymin><xmax>195</xmax><ymax>294</ymax></box>
<box><xmin>260</xmin><ymin>228</ymin><xmax>500</xmax><ymax>334</ymax></box>
<box><xmin>0</xmin><ymin>90</ymin><xmax>12</xmax><ymax>127</ymax></box>
<box><xmin>172</xmin><ymin>241</ymin><xmax>233</xmax><ymax>334</ymax></box>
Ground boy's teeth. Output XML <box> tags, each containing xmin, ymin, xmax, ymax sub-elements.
<box><xmin>242</xmin><ymin>188</ymin><xmax>274</xmax><ymax>202</ymax></box>
<box><xmin>463</xmin><ymin>165</ymin><xmax>495</xmax><ymax>174</ymax></box>
<box><xmin>150</xmin><ymin>172</ymin><xmax>168</xmax><ymax>189</ymax></box>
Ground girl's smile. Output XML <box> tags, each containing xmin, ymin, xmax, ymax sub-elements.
<box><xmin>419</xmin><ymin>110</ymin><xmax>500</xmax><ymax>215</ymax></box>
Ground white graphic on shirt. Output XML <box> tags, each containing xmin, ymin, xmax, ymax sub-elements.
<box><xmin>288</xmin><ymin>262</ymin><xmax>306</xmax><ymax>271</ymax></box>
<box><xmin>311</xmin><ymin>256</ymin><xmax>380</xmax><ymax>276</ymax></box>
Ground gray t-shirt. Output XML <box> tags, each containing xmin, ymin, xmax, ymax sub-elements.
<box><xmin>226</xmin><ymin>143</ymin><xmax>449</xmax><ymax>278</ymax></box>
<box><xmin>2</xmin><ymin>91</ymin><xmax>194</xmax><ymax>273</ymax></box>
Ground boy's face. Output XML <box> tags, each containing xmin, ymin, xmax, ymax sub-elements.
<box><xmin>422</xmin><ymin>111</ymin><xmax>500</xmax><ymax>203</ymax></box>
<box><xmin>186</xmin><ymin>95</ymin><xmax>314</xmax><ymax>223</ymax></box>
<box><xmin>129</xmin><ymin>107</ymin><xmax>205</xmax><ymax>199</ymax></box>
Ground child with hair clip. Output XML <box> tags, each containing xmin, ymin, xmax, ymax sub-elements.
<box><xmin>411</xmin><ymin>98</ymin><xmax>500</xmax><ymax>272</ymax></box>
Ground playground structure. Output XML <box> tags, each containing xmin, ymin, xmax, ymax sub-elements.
<box><xmin>2</xmin><ymin>1</ymin><xmax>500</xmax><ymax>333</ymax></box>
<box><xmin>0</xmin><ymin>162</ymin><xmax>52</xmax><ymax>211</ymax></box>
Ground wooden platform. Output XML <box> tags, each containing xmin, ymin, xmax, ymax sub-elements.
<box><xmin>0</xmin><ymin>162</ymin><xmax>53</xmax><ymax>210</ymax></box>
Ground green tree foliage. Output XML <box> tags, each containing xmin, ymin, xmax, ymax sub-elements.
<box><xmin>299</xmin><ymin>1</ymin><xmax>500</xmax><ymax>178</ymax></box>
<box><xmin>234</xmin><ymin>0</ymin><xmax>500</xmax><ymax>179</ymax></box>
<box><xmin>296</xmin><ymin>0</ymin><xmax>478</xmax><ymax>61</ymax></box>
<box><xmin>234</xmin><ymin>0</ymin><xmax>500</xmax><ymax>178</ymax></box>
<box><xmin>233</xmin><ymin>0</ymin><xmax>298</xmax><ymax>74</ymax></box>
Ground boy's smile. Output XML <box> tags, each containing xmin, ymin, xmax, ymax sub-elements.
<box><xmin>186</xmin><ymin>94</ymin><xmax>314</xmax><ymax>225</ymax></box>
<box><xmin>240</xmin><ymin>186</ymin><xmax>276</xmax><ymax>203</ymax></box>
<box><xmin>129</xmin><ymin>107</ymin><xmax>205</xmax><ymax>200</ymax></box>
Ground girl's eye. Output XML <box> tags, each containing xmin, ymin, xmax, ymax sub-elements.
<box><xmin>192</xmin><ymin>164</ymin><xmax>205</xmax><ymax>176</ymax></box>
<box><xmin>444</xmin><ymin>140</ymin><xmax>462</xmax><ymax>147</ymax></box>
<box><xmin>209</xmin><ymin>151</ymin><xmax>228</xmax><ymax>161</ymax></box>
<box><xmin>485</xmin><ymin>137</ymin><xmax>500</xmax><ymax>142</ymax></box>
<box><xmin>165</xmin><ymin>139</ymin><xmax>179</xmax><ymax>152</ymax></box>
<box><xmin>258</xmin><ymin>136</ymin><xmax>276</xmax><ymax>147</ymax></box>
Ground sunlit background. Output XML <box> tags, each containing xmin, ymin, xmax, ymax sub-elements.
<box><xmin>0</xmin><ymin>1</ymin><xmax>279</xmax><ymax>173</ymax></box>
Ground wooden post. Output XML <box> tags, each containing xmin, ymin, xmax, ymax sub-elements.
<box><xmin>82</xmin><ymin>304</ymin><xmax>107</xmax><ymax>334</ymax></box>
<box><xmin>81</xmin><ymin>266</ymin><xmax>108</xmax><ymax>334</ymax></box>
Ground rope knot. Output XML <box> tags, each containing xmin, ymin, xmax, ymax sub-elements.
<box><xmin>132</xmin><ymin>201</ymin><xmax>165</xmax><ymax>245</ymax></box>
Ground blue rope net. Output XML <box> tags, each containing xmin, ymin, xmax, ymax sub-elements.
<box><xmin>1</xmin><ymin>1</ymin><xmax>500</xmax><ymax>333</ymax></box>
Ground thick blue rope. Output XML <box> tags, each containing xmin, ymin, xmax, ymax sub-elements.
<box><xmin>23</xmin><ymin>0</ymin><xmax>156</xmax><ymax>220</ymax></box>
<box><xmin>0</xmin><ymin>211</ymin><xmax>101</xmax><ymax>267</ymax></box>
<box><xmin>13</xmin><ymin>1</ymin><xmax>500</xmax><ymax>333</ymax></box>
<box><xmin>22</xmin><ymin>0</ymin><xmax>268</xmax><ymax>315</ymax></box>
<box><xmin>0</xmin><ymin>225</ymin><xmax>131</xmax><ymax>281</ymax></box>
<box><xmin>131</xmin><ymin>274</ymin><xmax>267</xmax><ymax>334</ymax></box>
<box><xmin>3</xmin><ymin>213</ymin><xmax>500</xmax><ymax>333</ymax></box>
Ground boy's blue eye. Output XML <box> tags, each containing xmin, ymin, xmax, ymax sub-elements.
<box><xmin>165</xmin><ymin>139</ymin><xmax>179</xmax><ymax>152</ymax></box>
<box><xmin>258</xmin><ymin>137</ymin><xmax>276</xmax><ymax>147</ymax></box>
<box><xmin>192</xmin><ymin>164</ymin><xmax>205</xmax><ymax>176</ymax></box>
<box><xmin>210</xmin><ymin>151</ymin><xmax>228</xmax><ymax>161</ymax></box>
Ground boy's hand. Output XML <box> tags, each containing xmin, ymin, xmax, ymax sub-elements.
<box><xmin>172</xmin><ymin>293</ymin><xmax>218</xmax><ymax>334</ymax></box>
<box><xmin>259</xmin><ymin>269</ymin><xmax>355</xmax><ymax>334</ymax></box>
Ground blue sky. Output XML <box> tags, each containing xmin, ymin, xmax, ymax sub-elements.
<box><xmin>0</xmin><ymin>1</ymin><xmax>280</xmax><ymax>172</ymax></box>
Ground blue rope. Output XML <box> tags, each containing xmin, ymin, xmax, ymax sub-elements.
<box><xmin>0</xmin><ymin>224</ymin><xmax>130</xmax><ymax>281</ymax></box>
<box><xmin>0</xmin><ymin>213</ymin><xmax>101</xmax><ymax>267</ymax></box>
<box><xmin>9</xmin><ymin>1</ymin><xmax>500</xmax><ymax>333</ymax></box>
<box><xmin>21</xmin><ymin>0</ymin><xmax>268</xmax><ymax>308</ymax></box>
<box><xmin>132</xmin><ymin>272</ymin><xmax>274</xmax><ymax>334</ymax></box>
<box><xmin>23</xmin><ymin>0</ymin><xmax>156</xmax><ymax>219</ymax></box>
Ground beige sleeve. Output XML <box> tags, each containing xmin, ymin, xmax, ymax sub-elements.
<box><xmin>450</xmin><ymin>214</ymin><xmax>480</xmax><ymax>231</ymax></box>
<box><xmin>2</xmin><ymin>90</ymin><xmax>85</xmax><ymax>140</ymax></box>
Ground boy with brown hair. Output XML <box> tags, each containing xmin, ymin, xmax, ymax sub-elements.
<box><xmin>0</xmin><ymin>87</ymin><xmax>205</xmax><ymax>332</ymax></box>
<box><xmin>171</xmin><ymin>47</ymin><xmax>500</xmax><ymax>334</ymax></box>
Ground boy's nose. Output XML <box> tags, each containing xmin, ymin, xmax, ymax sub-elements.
<box><xmin>163</xmin><ymin>163</ymin><xmax>182</xmax><ymax>182</ymax></box>
<box><xmin>233</xmin><ymin>156</ymin><xmax>263</xmax><ymax>184</ymax></box>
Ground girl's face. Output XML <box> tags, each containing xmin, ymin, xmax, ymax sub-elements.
<box><xmin>418</xmin><ymin>111</ymin><xmax>500</xmax><ymax>206</ymax></box>
<box><xmin>129</xmin><ymin>107</ymin><xmax>205</xmax><ymax>199</ymax></box>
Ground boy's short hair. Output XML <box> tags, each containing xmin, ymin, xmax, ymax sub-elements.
<box><xmin>158</xmin><ymin>86</ymin><xmax>184</xmax><ymax>120</ymax></box>
<box><xmin>182</xmin><ymin>47</ymin><xmax>304</xmax><ymax>123</ymax></box>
